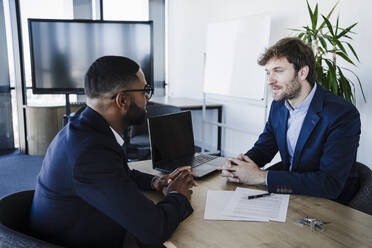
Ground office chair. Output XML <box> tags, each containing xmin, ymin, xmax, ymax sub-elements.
<box><xmin>0</xmin><ymin>190</ymin><xmax>62</xmax><ymax>248</ymax></box>
<box><xmin>126</xmin><ymin>102</ymin><xmax>181</xmax><ymax>161</ymax></box>
<box><xmin>348</xmin><ymin>162</ymin><xmax>372</xmax><ymax>215</ymax></box>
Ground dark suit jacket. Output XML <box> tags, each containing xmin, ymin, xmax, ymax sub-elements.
<box><xmin>29</xmin><ymin>107</ymin><xmax>193</xmax><ymax>248</ymax></box>
<box><xmin>246</xmin><ymin>84</ymin><xmax>361</xmax><ymax>200</ymax></box>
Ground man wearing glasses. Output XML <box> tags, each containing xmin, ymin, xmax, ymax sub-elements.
<box><xmin>30</xmin><ymin>56</ymin><xmax>196</xmax><ymax>248</ymax></box>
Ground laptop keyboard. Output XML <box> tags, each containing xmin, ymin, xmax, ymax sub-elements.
<box><xmin>177</xmin><ymin>154</ymin><xmax>217</xmax><ymax>168</ymax></box>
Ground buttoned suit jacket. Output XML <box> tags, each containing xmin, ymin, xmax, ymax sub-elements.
<box><xmin>30</xmin><ymin>107</ymin><xmax>192</xmax><ymax>248</ymax></box>
<box><xmin>246</xmin><ymin>84</ymin><xmax>361</xmax><ymax>199</ymax></box>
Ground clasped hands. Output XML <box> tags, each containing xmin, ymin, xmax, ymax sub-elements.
<box><xmin>152</xmin><ymin>166</ymin><xmax>198</xmax><ymax>199</ymax></box>
<box><xmin>219</xmin><ymin>154</ymin><xmax>267</xmax><ymax>185</ymax></box>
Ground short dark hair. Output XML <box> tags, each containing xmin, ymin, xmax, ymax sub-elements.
<box><xmin>84</xmin><ymin>56</ymin><xmax>140</xmax><ymax>98</ymax></box>
<box><xmin>258</xmin><ymin>37</ymin><xmax>316</xmax><ymax>86</ymax></box>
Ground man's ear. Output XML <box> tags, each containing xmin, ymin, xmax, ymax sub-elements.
<box><xmin>298</xmin><ymin>65</ymin><xmax>309</xmax><ymax>81</ymax></box>
<box><xmin>115</xmin><ymin>93</ymin><xmax>130</xmax><ymax>112</ymax></box>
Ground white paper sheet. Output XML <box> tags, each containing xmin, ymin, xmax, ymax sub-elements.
<box><xmin>222</xmin><ymin>187</ymin><xmax>290</xmax><ymax>222</ymax></box>
<box><xmin>204</xmin><ymin>190</ymin><xmax>269</xmax><ymax>221</ymax></box>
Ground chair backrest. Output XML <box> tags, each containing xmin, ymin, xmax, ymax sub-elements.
<box><xmin>0</xmin><ymin>190</ymin><xmax>62</xmax><ymax>247</ymax></box>
<box><xmin>348</xmin><ymin>162</ymin><xmax>372</xmax><ymax>215</ymax></box>
<box><xmin>0</xmin><ymin>190</ymin><xmax>34</xmax><ymax>233</ymax></box>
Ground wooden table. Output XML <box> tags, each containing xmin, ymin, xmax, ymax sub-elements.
<box><xmin>129</xmin><ymin>160</ymin><xmax>372</xmax><ymax>248</ymax></box>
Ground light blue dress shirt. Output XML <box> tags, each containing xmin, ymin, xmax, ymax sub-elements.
<box><xmin>285</xmin><ymin>83</ymin><xmax>317</xmax><ymax>171</ymax></box>
<box><xmin>265</xmin><ymin>83</ymin><xmax>317</xmax><ymax>184</ymax></box>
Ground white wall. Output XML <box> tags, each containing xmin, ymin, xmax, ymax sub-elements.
<box><xmin>167</xmin><ymin>0</ymin><xmax>372</xmax><ymax>167</ymax></box>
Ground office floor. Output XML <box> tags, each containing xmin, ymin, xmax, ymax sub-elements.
<box><xmin>0</xmin><ymin>150</ymin><xmax>42</xmax><ymax>198</ymax></box>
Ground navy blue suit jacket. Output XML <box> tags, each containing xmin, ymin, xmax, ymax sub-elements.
<box><xmin>246</xmin><ymin>84</ymin><xmax>361</xmax><ymax>199</ymax></box>
<box><xmin>30</xmin><ymin>107</ymin><xmax>193</xmax><ymax>248</ymax></box>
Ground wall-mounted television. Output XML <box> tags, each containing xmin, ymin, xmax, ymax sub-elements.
<box><xmin>28</xmin><ymin>19</ymin><xmax>153</xmax><ymax>94</ymax></box>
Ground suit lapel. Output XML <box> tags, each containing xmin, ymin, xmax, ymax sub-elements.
<box><xmin>292</xmin><ymin>84</ymin><xmax>324</xmax><ymax>170</ymax></box>
<box><xmin>277</xmin><ymin>104</ymin><xmax>290</xmax><ymax>168</ymax></box>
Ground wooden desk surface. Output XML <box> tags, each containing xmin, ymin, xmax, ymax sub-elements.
<box><xmin>129</xmin><ymin>160</ymin><xmax>372</xmax><ymax>248</ymax></box>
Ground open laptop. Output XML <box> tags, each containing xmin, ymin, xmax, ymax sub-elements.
<box><xmin>147</xmin><ymin>111</ymin><xmax>225</xmax><ymax>177</ymax></box>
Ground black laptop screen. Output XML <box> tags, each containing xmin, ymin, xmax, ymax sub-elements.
<box><xmin>148</xmin><ymin>111</ymin><xmax>195</xmax><ymax>168</ymax></box>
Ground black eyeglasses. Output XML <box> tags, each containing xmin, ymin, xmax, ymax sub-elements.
<box><xmin>111</xmin><ymin>84</ymin><xmax>154</xmax><ymax>100</ymax></box>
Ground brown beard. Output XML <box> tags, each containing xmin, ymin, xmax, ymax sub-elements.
<box><xmin>274</xmin><ymin>74</ymin><xmax>301</xmax><ymax>101</ymax></box>
<box><xmin>285</xmin><ymin>76</ymin><xmax>301</xmax><ymax>100</ymax></box>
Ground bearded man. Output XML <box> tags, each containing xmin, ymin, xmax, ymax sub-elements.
<box><xmin>30</xmin><ymin>56</ymin><xmax>196</xmax><ymax>248</ymax></box>
<box><xmin>221</xmin><ymin>37</ymin><xmax>361</xmax><ymax>204</ymax></box>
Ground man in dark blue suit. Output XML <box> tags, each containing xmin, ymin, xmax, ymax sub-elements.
<box><xmin>221</xmin><ymin>37</ymin><xmax>360</xmax><ymax>204</ymax></box>
<box><xmin>30</xmin><ymin>56</ymin><xmax>197</xmax><ymax>248</ymax></box>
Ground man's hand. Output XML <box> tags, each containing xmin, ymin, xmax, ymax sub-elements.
<box><xmin>220</xmin><ymin>154</ymin><xmax>267</xmax><ymax>185</ymax></box>
<box><xmin>152</xmin><ymin>166</ymin><xmax>198</xmax><ymax>194</ymax></box>
<box><xmin>164</xmin><ymin>170</ymin><xmax>197</xmax><ymax>199</ymax></box>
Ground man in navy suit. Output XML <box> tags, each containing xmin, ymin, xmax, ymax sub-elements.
<box><xmin>221</xmin><ymin>37</ymin><xmax>360</xmax><ymax>204</ymax></box>
<box><xmin>30</xmin><ymin>56</ymin><xmax>197</xmax><ymax>248</ymax></box>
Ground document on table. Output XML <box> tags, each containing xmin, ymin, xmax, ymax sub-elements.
<box><xmin>204</xmin><ymin>190</ymin><xmax>269</xmax><ymax>221</ymax></box>
<box><xmin>222</xmin><ymin>187</ymin><xmax>290</xmax><ymax>222</ymax></box>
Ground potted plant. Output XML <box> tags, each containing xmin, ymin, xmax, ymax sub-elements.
<box><xmin>290</xmin><ymin>0</ymin><xmax>365</xmax><ymax>103</ymax></box>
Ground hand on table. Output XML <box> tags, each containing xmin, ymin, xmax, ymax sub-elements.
<box><xmin>164</xmin><ymin>170</ymin><xmax>198</xmax><ymax>199</ymax></box>
<box><xmin>152</xmin><ymin>166</ymin><xmax>198</xmax><ymax>197</ymax></box>
<box><xmin>219</xmin><ymin>154</ymin><xmax>267</xmax><ymax>185</ymax></box>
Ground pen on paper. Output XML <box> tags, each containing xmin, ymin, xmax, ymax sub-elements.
<box><xmin>247</xmin><ymin>193</ymin><xmax>271</xmax><ymax>200</ymax></box>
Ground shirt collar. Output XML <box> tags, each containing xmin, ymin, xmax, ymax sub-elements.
<box><xmin>285</xmin><ymin>83</ymin><xmax>317</xmax><ymax>112</ymax></box>
<box><xmin>109</xmin><ymin>126</ymin><xmax>124</xmax><ymax>146</ymax></box>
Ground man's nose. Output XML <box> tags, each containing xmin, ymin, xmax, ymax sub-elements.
<box><xmin>267</xmin><ymin>73</ymin><xmax>276</xmax><ymax>85</ymax></box>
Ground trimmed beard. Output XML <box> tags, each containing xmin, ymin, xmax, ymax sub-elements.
<box><xmin>124</xmin><ymin>98</ymin><xmax>146</xmax><ymax>125</ymax></box>
<box><xmin>273</xmin><ymin>75</ymin><xmax>301</xmax><ymax>101</ymax></box>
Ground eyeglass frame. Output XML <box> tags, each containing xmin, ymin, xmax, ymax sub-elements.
<box><xmin>110</xmin><ymin>84</ymin><xmax>154</xmax><ymax>100</ymax></box>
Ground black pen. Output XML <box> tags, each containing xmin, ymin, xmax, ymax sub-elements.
<box><xmin>247</xmin><ymin>193</ymin><xmax>271</xmax><ymax>200</ymax></box>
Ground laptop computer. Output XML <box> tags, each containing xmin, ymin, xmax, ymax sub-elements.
<box><xmin>147</xmin><ymin>111</ymin><xmax>225</xmax><ymax>178</ymax></box>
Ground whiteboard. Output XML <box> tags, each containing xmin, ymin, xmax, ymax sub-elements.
<box><xmin>203</xmin><ymin>15</ymin><xmax>271</xmax><ymax>100</ymax></box>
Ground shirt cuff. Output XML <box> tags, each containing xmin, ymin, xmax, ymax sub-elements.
<box><xmin>150</xmin><ymin>176</ymin><xmax>160</xmax><ymax>190</ymax></box>
<box><xmin>265</xmin><ymin>171</ymin><xmax>269</xmax><ymax>186</ymax></box>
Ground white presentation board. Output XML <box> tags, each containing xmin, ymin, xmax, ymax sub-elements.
<box><xmin>203</xmin><ymin>15</ymin><xmax>271</xmax><ymax>100</ymax></box>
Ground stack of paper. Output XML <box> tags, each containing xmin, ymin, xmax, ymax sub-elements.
<box><xmin>204</xmin><ymin>187</ymin><xmax>289</xmax><ymax>222</ymax></box>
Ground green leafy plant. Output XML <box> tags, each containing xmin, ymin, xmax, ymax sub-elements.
<box><xmin>290</xmin><ymin>0</ymin><xmax>365</xmax><ymax>103</ymax></box>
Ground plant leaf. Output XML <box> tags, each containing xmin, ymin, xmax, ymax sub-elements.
<box><xmin>337</xmin><ymin>22</ymin><xmax>358</xmax><ymax>39</ymax></box>
<box><xmin>346</xmin><ymin>42</ymin><xmax>360</xmax><ymax>62</ymax></box>
<box><xmin>318</xmin><ymin>36</ymin><xmax>328</xmax><ymax>50</ymax></box>
<box><xmin>289</xmin><ymin>28</ymin><xmax>302</xmax><ymax>32</ymax></box>
<box><xmin>318</xmin><ymin>1</ymin><xmax>339</xmax><ymax>30</ymax></box>
<box><xmin>343</xmin><ymin>34</ymin><xmax>352</xmax><ymax>39</ymax></box>
<box><xmin>313</xmin><ymin>3</ymin><xmax>319</xmax><ymax>32</ymax></box>
<box><xmin>325</xmin><ymin>60</ymin><xmax>338</xmax><ymax>94</ymax></box>
<box><xmin>340</xmin><ymin>66</ymin><xmax>366</xmax><ymax>102</ymax></box>
<box><xmin>322</xmin><ymin>15</ymin><xmax>334</xmax><ymax>36</ymax></box>
<box><xmin>335</xmin><ymin>15</ymin><xmax>339</xmax><ymax>36</ymax></box>
<box><xmin>324</xmin><ymin>34</ymin><xmax>335</xmax><ymax>46</ymax></box>
<box><xmin>335</xmin><ymin>39</ymin><xmax>347</xmax><ymax>54</ymax></box>
<box><xmin>336</xmin><ymin>51</ymin><xmax>355</xmax><ymax>65</ymax></box>
<box><xmin>306</xmin><ymin>0</ymin><xmax>316</xmax><ymax>30</ymax></box>
<box><xmin>338</xmin><ymin>68</ymin><xmax>353</xmax><ymax>103</ymax></box>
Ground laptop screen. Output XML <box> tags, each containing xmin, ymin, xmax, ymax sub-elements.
<box><xmin>148</xmin><ymin>111</ymin><xmax>195</xmax><ymax>170</ymax></box>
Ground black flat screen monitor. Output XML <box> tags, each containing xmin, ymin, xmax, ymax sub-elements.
<box><xmin>28</xmin><ymin>19</ymin><xmax>153</xmax><ymax>94</ymax></box>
